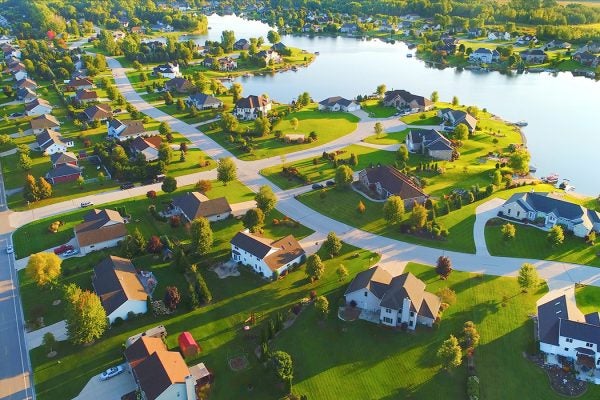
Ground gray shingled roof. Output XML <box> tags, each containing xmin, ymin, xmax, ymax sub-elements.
<box><xmin>344</xmin><ymin>266</ymin><xmax>393</xmax><ymax>298</ymax></box>
<box><xmin>171</xmin><ymin>192</ymin><xmax>231</xmax><ymax>221</ymax></box>
<box><xmin>319</xmin><ymin>96</ymin><xmax>354</xmax><ymax>107</ymax></box>
<box><xmin>361</xmin><ymin>165</ymin><xmax>427</xmax><ymax>201</ymax></box>
<box><xmin>92</xmin><ymin>256</ymin><xmax>147</xmax><ymax>315</ymax></box>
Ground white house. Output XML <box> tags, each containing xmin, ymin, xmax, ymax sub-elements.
<box><xmin>36</xmin><ymin>129</ymin><xmax>73</xmax><ymax>155</ymax></box>
<box><xmin>500</xmin><ymin>192</ymin><xmax>600</xmax><ymax>238</ymax></box>
<box><xmin>13</xmin><ymin>69</ymin><xmax>27</xmax><ymax>81</ymax></box>
<box><xmin>230</xmin><ymin>230</ymin><xmax>306</xmax><ymax>279</ymax></box>
<box><xmin>537</xmin><ymin>291</ymin><xmax>600</xmax><ymax>383</ymax></box>
<box><xmin>344</xmin><ymin>266</ymin><xmax>441</xmax><ymax>330</ymax></box>
<box><xmin>107</xmin><ymin>119</ymin><xmax>150</xmax><ymax>141</ymax></box>
<box><xmin>171</xmin><ymin>192</ymin><xmax>232</xmax><ymax>222</ymax></box>
<box><xmin>153</xmin><ymin>62</ymin><xmax>181</xmax><ymax>78</ymax></box>
<box><xmin>233</xmin><ymin>95</ymin><xmax>272</xmax><ymax>120</ymax></box>
<box><xmin>92</xmin><ymin>256</ymin><xmax>148</xmax><ymax>324</ymax></box>
<box><xmin>488</xmin><ymin>31</ymin><xmax>510</xmax><ymax>41</ymax></box>
<box><xmin>318</xmin><ymin>96</ymin><xmax>360</xmax><ymax>112</ymax></box>
<box><xmin>74</xmin><ymin>209</ymin><xmax>128</xmax><ymax>255</ymax></box>
<box><xmin>468</xmin><ymin>48</ymin><xmax>500</xmax><ymax>63</ymax></box>
<box><xmin>24</xmin><ymin>98</ymin><xmax>52</xmax><ymax>116</ymax></box>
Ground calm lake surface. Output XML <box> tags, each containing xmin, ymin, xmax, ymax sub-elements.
<box><xmin>184</xmin><ymin>14</ymin><xmax>600</xmax><ymax>196</ymax></box>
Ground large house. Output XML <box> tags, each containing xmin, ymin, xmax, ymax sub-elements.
<box><xmin>344</xmin><ymin>266</ymin><xmax>441</xmax><ymax>329</ymax></box>
<box><xmin>24</xmin><ymin>98</ymin><xmax>52</xmax><ymax>116</ymax></box>
<box><xmin>233</xmin><ymin>38</ymin><xmax>250</xmax><ymax>50</ymax></box>
<box><xmin>231</xmin><ymin>230</ymin><xmax>306</xmax><ymax>279</ymax></box>
<box><xmin>66</xmin><ymin>77</ymin><xmax>94</xmax><ymax>91</ymax></box>
<box><xmin>438</xmin><ymin>108</ymin><xmax>477</xmax><ymax>132</ymax></box>
<box><xmin>520</xmin><ymin>49</ymin><xmax>548</xmax><ymax>64</ymax></box>
<box><xmin>16</xmin><ymin>87</ymin><xmax>37</xmax><ymax>103</ymax></box>
<box><xmin>171</xmin><ymin>192</ymin><xmax>232</xmax><ymax>222</ymax></box>
<box><xmin>406</xmin><ymin>128</ymin><xmax>453</xmax><ymax>160</ymax></box>
<box><xmin>573</xmin><ymin>51</ymin><xmax>599</xmax><ymax>68</ymax></box>
<box><xmin>15</xmin><ymin>78</ymin><xmax>37</xmax><ymax>91</ymax></box>
<box><xmin>130</xmin><ymin>136</ymin><xmax>162</xmax><ymax>162</ymax></box>
<box><xmin>186</xmin><ymin>93</ymin><xmax>223</xmax><ymax>110</ymax></box>
<box><xmin>468</xmin><ymin>48</ymin><xmax>500</xmax><ymax>63</ymax></box>
<box><xmin>73</xmin><ymin>89</ymin><xmax>98</xmax><ymax>104</ymax></box>
<box><xmin>45</xmin><ymin>151</ymin><xmax>82</xmax><ymax>184</ymax></box>
<box><xmin>165</xmin><ymin>77</ymin><xmax>194</xmax><ymax>93</ymax></box>
<box><xmin>500</xmin><ymin>192</ymin><xmax>600</xmax><ymax>238</ymax></box>
<box><xmin>318</xmin><ymin>96</ymin><xmax>360</xmax><ymax>112</ymax></box>
<box><xmin>340</xmin><ymin>23</ymin><xmax>359</xmax><ymax>34</ymax></box>
<box><xmin>83</xmin><ymin>104</ymin><xmax>113</xmax><ymax>122</ymax></box>
<box><xmin>358</xmin><ymin>165</ymin><xmax>428</xmax><ymax>207</ymax></box>
<box><xmin>107</xmin><ymin>119</ymin><xmax>153</xmax><ymax>141</ymax></box>
<box><xmin>256</xmin><ymin>50</ymin><xmax>282</xmax><ymax>64</ymax></box>
<box><xmin>124</xmin><ymin>336</ymin><xmax>198</xmax><ymax>400</ymax></box>
<box><xmin>233</xmin><ymin>95</ymin><xmax>272</xmax><ymax>120</ymax></box>
<box><xmin>92</xmin><ymin>256</ymin><xmax>148</xmax><ymax>324</ymax></box>
<box><xmin>74</xmin><ymin>209</ymin><xmax>127</xmax><ymax>255</ymax></box>
<box><xmin>537</xmin><ymin>291</ymin><xmax>600</xmax><ymax>383</ymax></box>
<box><xmin>36</xmin><ymin>129</ymin><xmax>73</xmax><ymax>155</ymax></box>
<box><xmin>30</xmin><ymin>114</ymin><xmax>60</xmax><ymax>135</ymax></box>
<box><xmin>204</xmin><ymin>56</ymin><xmax>238</xmax><ymax>71</ymax></box>
<box><xmin>382</xmin><ymin>90</ymin><xmax>433</xmax><ymax>113</ymax></box>
<box><xmin>153</xmin><ymin>62</ymin><xmax>181</xmax><ymax>78</ymax></box>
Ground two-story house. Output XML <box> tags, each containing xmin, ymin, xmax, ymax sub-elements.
<box><xmin>30</xmin><ymin>114</ymin><xmax>60</xmax><ymax>135</ymax></box>
<box><xmin>382</xmin><ymin>90</ymin><xmax>433</xmax><ymax>112</ymax></box>
<box><xmin>45</xmin><ymin>151</ymin><xmax>82</xmax><ymax>184</ymax></box>
<box><xmin>74</xmin><ymin>208</ymin><xmax>127</xmax><ymax>255</ymax></box>
<box><xmin>24</xmin><ymin>98</ymin><xmax>52</xmax><ymax>116</ymax></box>
<box><xmin>406</xmin><ymin>128</ymin><xmax>453</xmax><ymax>160</ymax></box>
<box><xmin>36</xmin><ymin>129</ymin><xmax>73</xmax><ymax>155</ymax></box>
<box><xmin>438</xmin><ymin>108</ymin><xmax>478</xmax><ymax>132</ymax></box>
<box><xmin>153</xmin><ymin>62</ymin><xmax>181</xmax><ymax>78</ymax></box>
<box><xmin>233</xmin><ymin>95</ymin><xmax>272</xmax><ymax>120</ymax></box>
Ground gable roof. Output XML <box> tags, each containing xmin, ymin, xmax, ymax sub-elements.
<box><xmin>50</xmin><ymin>151</ymin><xmax>77</xmax><ymax>166</ymax></box>
<box><xmin>361</xmin><ymin>165</ymin><xmax>427</xmax><ymax>200</ymax></box>
<box><xmin>36</xmin><ymin>129</ymin><xmax>67</xmax><ymax>150</ymax></box>
<box><xmin>165</xmin><ymin>77</ymin><xmax>193</xmax><ymax>90</ymax></box>
<box><xmin>74</xmin><ymin>89</ymin><xmax>98</xmax><ymax>101</ymax></box>
<box><xmin>83</xmin><ymin>103</ymin><xmax>112</xmax><ymax>120</ymax></box>
<box><xmin>383</xmin><ymin>90</ymin><xmax>432</xmax><ymax>108</ymax></box>
<box><xmin>109</xmin><ymin>119</ymin><xmax>145</xmax><ymax>137</ymax></box>
<box><xmin>380</xmin><ymin>272</ymin><xmax>426</xmax><ymax>310</ymax></box>
<box><xmin>439</xmin><ymin>108</ymin><xmax>477</xmax><ymax>131</ymax></box>
<box><xmin>92</xmin><ymin>256</ymin><xmax>147</xmax><ymax>315</ymax></box>
<box><xmin>75</xmin><ymin>209</ymin><xmax>127</xmax><ymax>247</ymax></box>
<box><xmin>231</xmin><ymin>230</ymin><xmax>305</xmax><ymax>271</ymax></box>
<box><xmin>30</xmin><ymin>114</ymin><xmax>59</xmax><ymax>130</ymax></box>
<box><xmin>16</xmin><ymin>78</ymin><xmax>37</xmax><ymax>89</ymax></box>
<box><xmin>130</xmin><ymin>136</ymin><xmax>162</xmax><ymax>152</ymax></box>
<box><xmin>188</xmin><ymin>93</ymin><xmax>222</xmax><ymax>107</ymax></box>
<box><xmin>67</xmin><ymin>77</ymin><xmax>93</xmax><ymax>87</ymax></box>
<box><xmin>133</xmin><ymin>350</ymin><xmax>190</xmax><ymax>400</ymax></box>
<box><xmin>125</xmin><ymin>336</ymin><xmax>168</xmax><ymax>368</ymax></box>
<box><xmin>25</xmin><ymin>98</ymin><xmax>51</xmax><ymax>112</ymax></box>
<box><xmin>344</xmin><ymin>266</ymin><xmax>393</xmax><ymax>298</ymax></box>
<box><xmin>235</xmin><ymin>95</ymin><xmax>270</xmax><ymax>110</ymax></box>
<box><xmin>16</xmin><ymin>87</ymin><xmax>36</xmax><ymax>99</ymax></box>
<box><xmin>409</xmin><ymin>128</ymin><xmax>452</xmax><ymax>151</ymax></box>
<box><xmin>319</xmin><ymin>96</ymin><xmax>356</xmax><ymax>108</ymax></box>
<box><xmin>171</xmin><ymin>192</ymin><xmax>231</xmax><ymax>220</ymax></box>
<box><xmin>46</xmin><ymin>163</ymin><xmax>82</xmax><ymax>179</ymax></box>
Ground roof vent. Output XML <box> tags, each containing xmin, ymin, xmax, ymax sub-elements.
<box><xmin>556</xmin><ymin>310</ymin><xmax>562</xmax><ymax>314</ymax></box>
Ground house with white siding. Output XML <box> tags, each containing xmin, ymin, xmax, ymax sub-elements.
<box><xmin>230</xmin><ymin>230</ymin><xmax>306</xmax><ymax>279</ymax></box>
<box><xmin>74</xmin><ymin>209</ymin><xmax>127</xmax><ymax>255</ymax></box>
<box><xmin>500</xmin><ymin>192</ymin><xmax>600</xmax><ymax>238</ymax></box>
<box><xmin>92</xmin><ymin>256</ymin><xmax>148</xmax><ymax>324</ymax></box>
<box><xmin>24</xmin><ymin>98</ymin><xmax>52</xmax><ymax>116</ymax></box>
<box><xmin>344</xmin><ymin>266</ymin><xmax>441</xmax><ymax>330</ymax></box>
<box><xmin>171</xmin><ymin>192</ymin><xmax>232</xmax><ymax>222</ymax></box>
<box><xmin>406</xmin><ymin>128</ymin><xmax>453</xmax><ymax>161</ymax></box>
<box><xmin>318</xmin><ymin>96</ymin><xmax>360</xmax><ymax>112</ymax></box>
<box><xmin>233</xmin><ymin>95</ymin><xmax>272</xmax><ymax>120</ymax></box>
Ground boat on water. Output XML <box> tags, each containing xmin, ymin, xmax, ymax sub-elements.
<box><xmin>542</xmin><ymin>173</ymin><xmax>559</xmax><ymax>184</ymax></box>
<box><xmin>315</xmin><ymin>51</ymin><xmax>320</xmax><ymax>55</ymax></box>
<box><xmin>406</xmin><ymin>53</ymin><xmax>413</xmax><ymax>58</ymax></box>
<box><xmin>529</xmin><ymin>165</ymin><xmax>537</xmax><ymax>173</ymax></box>
<box><xmin>515</xmin><ymin>121</ymin><xmax>528</xmax><ymax>127</ymax></box>
<box><xmin>291</xmin><ymin>66</ymin><xmax>298</xmax><ymax>71</ymax></box>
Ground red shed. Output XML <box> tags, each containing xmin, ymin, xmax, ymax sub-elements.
<box><xmin>178</xmin><ymin>331</ymin><xmax>200</xmax><ymax>358</ymax></box>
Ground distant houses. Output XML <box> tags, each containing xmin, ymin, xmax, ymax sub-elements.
<box><xmin>358</xmin><ymin>165</ymin><xmax>428</xmax><ymax>207</ymax></box>
<box><xmin>520</xmin><ymin>49</ymin><xmax>548</xmax><ymax>64</ymax></box>
<box><xmin>233</xmin><ymin>95</ymin><xmax>272</xmax><ymax>120</ymax></box>
<box><xmin>74</xmin><ymin>209</ymin><xmax>127</xmax><ymax>255</ymax></box>
<box><xmin>153</xmin><ymin>62</ymin><xmax>181</xmax><ymax>78</ymax></box>
<box><xmin>406</xmin><ymin>128</ymin><xmax>453</xmax><ymax>161</ymax></box>
<box><xmin>186</xmin><ymin>93</ymin><xmax>223</xmax><ymax>110</ymax></box>
<box><xmin>318</xmin><ymin>96</ymin><xmax>360</xmax><ymax>112</ymax></box>
<box><xmin>383</xmin><ymin>90</ymin><xmax>433</xmax><ymax>113</ymax></box>
<box><xmin>230</xmin><ymin>230</ymin><xmax>306</xmax><ymax>279</ymax></box>
<box><xmin>500</xmin><ymin>192</ymin><xmax>600</xmax><ymax>238</ymax></box>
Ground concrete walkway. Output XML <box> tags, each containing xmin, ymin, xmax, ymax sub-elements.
<box><xmin>74</xmin><ymin>363</ymin><xmax>137</xmax><ymax>400</ymax></box>
<box><xmin>473</xmin><ymin>197</ymin><xmax>505</xmax><ymax>257</ymax></box>
<box><xmin>355</xmin><ymin>141</ymin><xmax>400</xmax><ymax>152</ymax></box>
<box><xmin>25</xmin><ymin>320</ymin><xmax>68</xmax><ymax>350</ymax></box>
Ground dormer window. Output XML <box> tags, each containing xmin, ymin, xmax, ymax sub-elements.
<box><xmin>566</xmin><ymin>338</ymin><xmax>573</xmax><ymax>343</ymax></box>
<box><xmin>587</xmin><ymin>343</ymin><xmax>594</xmax><ymax>348</ymax></box>
<box><xmin>364</xmin><ymin>291</ymin><xmax>367</xmax><ymax>297</ymax></box>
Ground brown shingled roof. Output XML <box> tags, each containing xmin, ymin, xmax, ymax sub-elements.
<box><xmin>172</xmin><ymin>192</ymin><xmax>232</xmax><ymax>221</ymax></box>
<box><xmin>92</xmin><ymin>255</ymin><xmax>147</xmax><ymax>315</ymax></box>
<box><xmin>231</xmin><ymin>230</ymin><xmax>305</xmax><ymax>271</ymax></box>
<box><xmin>75</xmin><ymin>209</ymin><xmax>127</xmax><ymax>247</ymax></box>
<box><xmin>362</xmin><ymin>165</ymin><xmax>427</xmax><ymax>201</ymax></box>
<box><xmin>133</xmin><ymin>351</ymin><xmax>191</xmax><ymax>400</ymax></box>
<box><xmin>125</xmin><ymin>336</ymin><xmax>167</xmax><ymax>368</ymax></box>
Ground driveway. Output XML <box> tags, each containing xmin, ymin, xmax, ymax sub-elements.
<box><xmin>26</xmin><ymin>320</ymin><xmax>68</xmax><ymax>350</ymax></box>
<box><xmin>74</xmin><ymin>364</ymin><xmax>137</xmax><ymax>400</ymax></box>
<box><xmin>473</xmin><ymin>197</ymin><xmax>506</xmax><ymax>257</ymax></box>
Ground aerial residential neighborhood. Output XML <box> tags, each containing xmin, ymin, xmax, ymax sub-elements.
<box><xmin>0</xmin><ymin>1</ymin><xmax>599</xmax><ymax>400</ymax></box>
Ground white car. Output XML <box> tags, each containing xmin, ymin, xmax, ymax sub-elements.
<box><xmin>6</xmin><ymin>245</ymin><xmax>13</xmax><ymax>254</ymax></box>
<box><xmin>63</xmin><ymin>249</ymin><xmax>79</xmax><ymax>257</ymax></box>
<box><xmin>99</xmin><ymin>366</ymin><xmax>124</xmax><ymax>381</ymax></box>
<box><xmin>80</xmin><ymin>201</ymin><xmax>94</xmax><ymax>208</ymax></box>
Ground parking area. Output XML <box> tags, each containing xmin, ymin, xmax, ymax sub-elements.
<box><xmin>74</xmin><ymin>364</ymin><xmax>137</xmax><ymax>400</ymax></box>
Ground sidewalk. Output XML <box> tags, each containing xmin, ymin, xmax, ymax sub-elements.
<box><xmin>26</xmin><ymin>320</ymin><xmax>68</xmax><ymax>350</ymax></box>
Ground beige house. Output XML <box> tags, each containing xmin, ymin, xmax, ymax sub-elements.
<box><xmin>74</xmin><ymin>209</ymin><xmax>127</xmax><ymax>255</ymax></box>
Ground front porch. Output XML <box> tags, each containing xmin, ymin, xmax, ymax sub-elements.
<box><xmin>575</xmin><ymin>353</ymin><xmax>600</xmax><ymax>384</ymax></box>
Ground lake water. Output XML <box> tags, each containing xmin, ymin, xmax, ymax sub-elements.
<box><xmin>183</xmin><ymin>14</ymin><xmax>600</xmax><ymax>196</ymax></box>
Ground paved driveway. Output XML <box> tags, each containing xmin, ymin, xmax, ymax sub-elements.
<box><xmin>74</xmin><ymin>364</ymin><xmax>137</xmax><ymax>400</ymax></box>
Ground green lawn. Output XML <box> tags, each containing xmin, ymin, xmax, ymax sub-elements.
<box><xmin>575</xmin><ymin>285</ymin><xmax>600</xmax><ymax>314</ymax></box>
<box><xmin>360</xmin><ymin>99</ymin><xmax>397</xmax><ymax>118</ymax></box>
<box><xmin>261</xmin><ymin>143</ymin><xmax>398</xmax><ymax>190</ymax></box>
<box><xmin>202</xmin><ymin>105</ymin><xmax>359</xmax><ymax>161</ymax></box>
<box><xmin>400</xmin><ymin>110</ymin><xmax>441</xmax><ymax>125</ymax></box>
<box><xmin>363</xmin><ymin>128</ymin><xmax>409</xmax><ymax>145</ymax></box>
<box><xmin>485</xmin><ymin>218</ymin><xmax>600</xmax><ymax>267</ymax></box>
<box><xmin>12</xmin><ymin>179</ymin><xmax>257</xmax><ymax>258</ymax></box>
<box><xmin>29</xmin><ymin>243</ymin><xmax>377</xmax><ymax>400</ymax></box>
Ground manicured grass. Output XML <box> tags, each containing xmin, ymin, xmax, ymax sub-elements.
<box><xmin>29</xmin><ymin>243</ymin><xmax>377</xmax><ymax>400</ymax></box>
<box><xmin>261</xmin><ymin>143</ymin><xmax>398</xmax><ymax>190</ymax></box>
<box><xmin>400</xmin><ymin>110</ymin><xmax>441</xmax><ymax>125</ymax></box>
<box><xmin>485</xmin><ymin>218</ymin><xmax>600</xmax><ymax>267</ymax></box>
<box><xmin>360</xmin><ymin>99</ymin><xmax>397</xmax><ymax>118</ymax></box>
<box><xmin>575</xmin><ymin>285</ymin><xmax>600</xmax><ymax>314</ymax></box>
<box><xmin>12</xmin><ymin>179</ymin><xmax>257</xmax><ymax>258</ymax></box>
<box><xmin>362</xmin><ymin>128</ymin><xmax>409</xmax><ymax>145</ymax></box>
<box><xmin>273</xmin><ymin>263</ymin><xmax>600</xmax><ymax>400</ymax></box>
<box><xmin>202</xmin><ymin>105</ymin><xmax>359</xmax><ymax>161</ymax></box>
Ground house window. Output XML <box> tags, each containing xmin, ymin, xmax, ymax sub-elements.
<box><xmin>410</xmin><ymin>312</ymin><xmax>414</xmax><ymax>317</ymax></box>
<box><xmin>587</xmin><ymin>343</ymin><xmax>594</xmax><ymax>348</ymax></box>
<box><xmin>409</xmin><ymin>321</ymin><xmax>414</xmax><ymax>327</ymax></box>
<box><xmin>517</xmin><ymin>211</ymin><xmax>520</xmax><ymax>217</ymax></box>
<box><xmin>385</xmin><ymin>308</ymin><xmax>391</xmax><ymax>313</ymax></box>
<box><xmin>507</xmin><ymin>209</ymin><xmax>511</xmax><ymax>215</ymax></box>
<box><xmin>383</xmin><ymin>317</ymin><xmax>393</xmax><ymax>324</ymax></box>
<box><xmin>565</xmin><ymin>348</ymin><xmax>569</xmax><ymax>351</ymax></box>
<box><xmin>566</xmin><ymin>338</ymin><xmax>573</xmax><ymax>343</ymax></box>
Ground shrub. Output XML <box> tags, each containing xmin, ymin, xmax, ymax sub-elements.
<box><xmin>146</xmin><ymin>190</ymin><xmax>157</xmax><ymax>198</ymax></box>
<box><xmin>112</xmin><ymin>317</ymin><xmax>124</xmax><ymax>327</ymax></box>
<box><xmin>467</xmin><ymin>376</ymin><xmax>480</xmax><ymax>400</ymax></box>
<box><xmin>170</xmin><ymin>215</ymin><xmax>181</xmax><ymax>228</ymax></box>
<box><xmin>48</xmin><ymin>221</ymin><xmax>62</xmax><ymax>233</ymax></box>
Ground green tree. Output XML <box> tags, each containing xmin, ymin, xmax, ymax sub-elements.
<box><xmin>336</xmin><ymin>264</ymin><xmax>349</xmax><ymax>281</ymax></box>
<box><xmin>23</xmin><ymin>174</ymin><xmax>40</xmax><ymax>202</ymax></box>
<box><xmin>492</xmin><ymin>169</ymin><xmax>502</xmax><ymax>186</ymax></box>
<box><xmin>460</xmin><ymin>321</ymin><xmax>480</xmax><ymax>350</ymax></box>
<box><xmin>254</xmin><ymin>117</ymin><xmax>271</xmax><ymax>136</ymax></box>
<box><xmin>243</xmin><ymin>208</ymin><xmax>265</xmax><ymax>233</ymax></box>
<box><xmin>374</xmin><ymin>121</ymin><xmax>384</xmax><ymax>137</ymax></box>
<box><xmin>26</xmin><ymin>252</ymin><xmax>62</xmax><ymax>288</ymax></box>
<box><xmin>159</xmin><ymin>121</ymin><xmax>171</xmax><ymax>135</ymax></box>
<box><xmin>509</xmin><ymin>149</ymin><xmax>531</xmax><ymax>174</ymax></box>
<box><xmin>437</xmin><ymin>335</ymin><xmax>462</xmax><ymax>370</ymax></box>
<box><xmin>255</xmin><ymin>185</ymin><xmax>277</xmax><ymax>214</ymax></box>
<box><xmin>220</xmin><ymin>113</ymin><xmax>239</xmax><ymax>132</ymax></box>
<box><xmin>42</xmin><ymin>332</ymin><xmax>57</xmax><ymax>354</ymax></box>
<box><xmin>547</xmin><ymin>225</ymin><xmax>565</xmax><ymax>247</ymax></box>
<box><xmin>348</xmin><ymin>153</ymin><xmax>358</xmax><ymax>166</ymax></box>
<box><xmin>271</xmin><ymin>351</ymin><xmax>293</xmax><ymax>385</ymax></box>
<box><xmin>217</xmin><ymin>157</ymin><xmax>237</xmax><ymax>185</ymax></box>
<box><xmin>517</xmin><ymin>263</ymin><xmax>540</xmax><ymax>292</ymax></box>
<box><xmin>431</xmin><ymin>91</ymin><xmax>439</xmax><ymax>102</ymax></box>
<box><xmin>163</xmin><ymin>91</ymin><xmax>174</xmax><ymax>105</ymax></box>
<box><xmin>290</xmin><ymin>117</ymin><xmax>299</xmax><ymax>131</ymax></box>
<box><xmin>231</xmin><ymin>82</ymin><xmax>243</xmax><ymax>103</ymax></box>
<box><xmin>383</xmin><ymin>195</ymin><xmax>405</xmax><ymax>225</ymax></box>
<box><xmin>161</xmin><ymin>176</ymin><xmax>178</xmax><ymax>193</ymax></box>
<box><xmin>65</xmin><ymin>285</ymin><xmax>107</xmax><ymax>344</ymax></box>
<box><xmin>305</xmin><ymin>254</ymin><xmax>325</xmax><ymax>281</ymax></box>
<box><xmin>452</xmin><ymin>96</ymin><xmax>459</xmax><ymax>106</ymax></box>
<box><xmin>323</xmin><ymin>231</ymin><xmax>342</xmax><ymax>258</ymax></box>
<box><xmin>267</xmin><ymin>30</ymin><xmax>281</xmax><ymax>44</ymax></box>
<box><xmin>221</xmin><ymin>30</ymin><xmax>236</xmax><ymax>52</ymax></box>
<box><xmin>176</xmin><ymin>98</ymin><xmax>186</xmax><ymax>111</ymax></box>
<box><xmin>454</xmin><ymin>123</ymin><xmax>469</xmax><ymax>141</ymax></box>
<box><xmin>376</xmin><ymin>84</ymin><xmax>386</xmax><ymax>97</ymax></box>
<box><xmin>190</xmin><ymin>217</ymin><xmax>213</xmax><ymax>255</ymax></box>
<box><xmin>410</xmin><ymin>202</ymin><xmax>428</xmax><ymax>229</ymax></box>
<box><xmin>501</xmin><ymin>223</ymin><xmax>516</xmax><ymax>241</ymax></box>
<box><xmin>158</xmin><ymin>143</ymin><xmax>174</xmax><ymax>164</ymax></box>
<box><xmin>314</xmin><ymin>296</ymin><xmax>329</xmax><ymax>319</ymax></box>
<box><xmin>334</xmin><ymin>165</ymin><xmax>353</xmax><ymax>188</ymax></box>
<box><xmin>398</xmin><ymin>144</ymin><xmax>409</xmax><ymax>162</ymax></box>
<box><xmin>18</xmin><ymin>153</ymin><xmax>32</xmax><ymax>170</ymax></box>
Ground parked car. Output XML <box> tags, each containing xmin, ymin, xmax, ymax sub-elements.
<box><xmin>80</xmin><ymin>201</ymin><xmax>93</xmax><ymax>208</ymax></box>
<box><xmin>326</xmin><ymin>180</ymin><xmax>335</xmax><ymax>187</ymax></box>
<box><xmin>53</xmin><ymin>244</ymin><xmax>74</xmax><ymax>255</ymax></box>
<box><xmin>312</xmin><ymin>183</ymin><xmax>324</xmax><ymax>190</ymax></box>
<box><xmin>6</xmin><ymin>245</ymin><xmax>13</xmax><ymax>254</ymax></box>
<box><xmin>120</xmin><ymin>182</ymin><xmax>134</xmax><ymax>190</ymax></box>
<box><xmin>9</xmin><ymin>112</ymin><xmax>23</xmax><ymax>118</ymax></box>
<box><xmin>63</xmin><ymin>249</ymin><xmax>79</xmax><ymax>257</ymax></box>
<box><xmin>155</xmin><ymin>174</ymin><xmax>166</xmax><ymax>182</ymax></box>
<box><xmin>99</xmin><ymin>366</ymin><xmax>124</xmax><ymax>381</ymax></box>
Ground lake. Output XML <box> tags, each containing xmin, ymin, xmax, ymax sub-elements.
<box><xmin>185</xmin><ymin>14</ymin><xmax>600</xmax><ymax>196</ymax></box>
